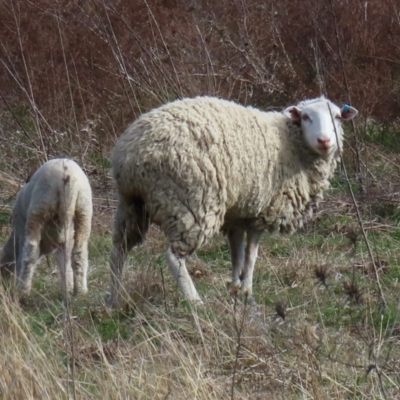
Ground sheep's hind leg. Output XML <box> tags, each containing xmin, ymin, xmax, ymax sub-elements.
<box><xmin>107</xmin><ymin>196</ymin><xmax>149</xmax><ymax>306</ymax></box>
<box><xmin>227</xmin><ymin>228</ymin><xmax>245</xmax><ymax>294</ymax></box>
<box><xmin>240</xmin><ymin>229</ymin><xmax>263</xmax><ymax>304</ymax></box>
<box><xmin>71</xmin><ymin>211</ymin><xmax>92</xmax><ymax>296</ymax></box>
<box><xmin>166</xmin><ymin>247</ymin><xmax>203</xmax><ymax>304</ymax></box>
<box><xmin>56</xmin><ymin>240</ymin><xmax>74</xmax><ymax>297</ymax></box>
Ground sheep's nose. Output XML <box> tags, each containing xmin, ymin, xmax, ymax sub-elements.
<box><xmin>317</xmin><ymin>137</ymin><xmax>330</xmax><ymax>145</ymax></box>
<box><xmin>317</xmin><ymin>136</ymin><xmax>331</xmax><ymax>148</ymax></box>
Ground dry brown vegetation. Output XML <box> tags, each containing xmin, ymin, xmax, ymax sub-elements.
<box><xmin>1</xmin><ymin>0</ymin><xmax>400</xmax><ymax>166</ymax></box>
<box><xmin>1</xmin><ymin>0</ymin><xmax>400</xmax><ymax>398</ymax></box>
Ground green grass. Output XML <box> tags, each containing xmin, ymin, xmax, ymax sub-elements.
<box><xmin>96</xmin><ymin>315</ymin><xmax>131</xmax><ymax>340</ymax></box>
<box><xmin>1</xmin><ymin>206</ymin><xmax>400</xmax><ymax>398</ymax></box>
<box><xmin>364</xmin><ymin>121</ymin><xmax>400</xmax><ymax>152</ymax></box>
<box><xmin>0</xmin><ymin>211</ymin><xmax>10</xmax><ymax>225</ymax></box>
<box><xmin>88</xmin><ymin>153</ymin><xmax>112</xmax><ymax>170</ymax></box>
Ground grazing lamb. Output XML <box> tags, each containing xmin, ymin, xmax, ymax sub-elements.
<box><xmin>107</xmin><ymin>95</ymin><xmax>358</xmax><ymax>305</ymax></box>
<box><xmin>0</xmin><ymin>158</ymin><xmax>93</xmax><ymax>296</ymax></box>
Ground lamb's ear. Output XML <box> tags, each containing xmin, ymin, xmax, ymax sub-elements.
<box><xmin>341</xmin><ymin>104</ymin><xmax>358</xmax><ymax>120</ymax></box>
<box><xmin>283</xmin><ymin>106</ymin><xmax>302</xmax><ymax>122</ymax></box>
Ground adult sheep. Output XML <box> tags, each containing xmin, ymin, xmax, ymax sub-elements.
<box><xmin>0</xmin><ymin>158</ymin><xmax>93</xmax><ymax>296</ymax></box>
<box><xmin>107</xmin><ymin>95</ymin><xmax>357</xmax><ymax>305</ymax></box>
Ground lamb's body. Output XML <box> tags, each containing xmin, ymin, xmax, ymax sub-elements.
<box><xmin>109</xmin><ymin>96</ymin><xmax>357</xmax><ymax>304</ymax></box>
<box><xmin>0</xmin><ymin>159</ymin><xmax>93</xmax><ymax>295</ymax></box>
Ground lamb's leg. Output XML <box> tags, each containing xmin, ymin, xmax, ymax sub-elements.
<box><xmin>166</xmin><ymin>247</ymin><xmax>202</xmax><ymax>304</ymax></box>
<box><xmin>71</xmin><ymin>239</ymin><xmax>89</xmax><ymax>296</ymax></box>
<box><xmin>17</xmin><ymin>222</ymin><xmax>44</xmax><ymax>294</ymax></box>
<box><xmin>14</xmin><ymin>240</ymin><xmax>24</xmax><ymax>284</ymax></box>
<box><xmin>71</xmin><ymin>211</ymin><xmax>91</xmax><ymax>296</ymax></box>
<box><xmin>107</xmin><ymin>197</ymin><xmax>149</xmax><ymax>306</ymax></box>
<box><xmin>227</xmin><ymin>228</ymin><xmax>245</xmax><ymax>293</ymax></box>
<box><xmin>240</xmin><ymin>228</ymin><xmax>263</xmax><ymax>304</ymax></box>
<box><xmin>56</xmin><ymin>241</ymin><xmax>74</xmax><ymax>296</ymax></box>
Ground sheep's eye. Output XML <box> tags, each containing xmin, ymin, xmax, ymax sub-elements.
<box><xmin>302</xmin><ymin>114</ymin><xmax>310</xmax><ymax>121</ymax></box>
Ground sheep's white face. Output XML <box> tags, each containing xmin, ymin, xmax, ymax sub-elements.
<box><xmin>284</xmin><ymin>99</ymin><xmax>358</xmax><ymax>158</ymax></box>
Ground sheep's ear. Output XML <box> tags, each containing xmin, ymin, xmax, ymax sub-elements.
<box><xmin>341</xmin><ymin>104</ymin><xmax>358</xmax><ymax>120</ymax></box>
<box><xmin>283</xmin><ymin>106</ymin><xmax>302</xmax><ymax>122</ymax></box>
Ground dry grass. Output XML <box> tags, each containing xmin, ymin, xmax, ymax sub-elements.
<box><xmin>1</xmin><ymin>0</ymin><xmax>400</xmax><ymax>397</ymax></box>
<box><xmin>1</xmin><ymin>197</ymin><xmax>400</xmax><ymax>399</ymax></box>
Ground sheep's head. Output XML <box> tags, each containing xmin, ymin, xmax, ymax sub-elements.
<box><xmin>284</xmin><ymin>96</ymin><xmax>358</xmax><ymax>158</ymax></box>
<box><xmin>0</xmin><ymin>246</ymin><xmax>8</xmax><ymax>278</ymax></box>
<box><xmin>0</xmin><ymin>245</ymin><xmax>15</xmax><ymax>279</ymax></box>
<box><xmin>0</xmin><ymin>246</ymin><xmax>5</xmax><ymax>267</ymax></box>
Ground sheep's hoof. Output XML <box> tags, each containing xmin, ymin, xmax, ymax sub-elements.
<box><xmin>16</xmin><ymin>282</ymin><xmax>31</xmax><ymax>295</ymax></box>
<box><xmin>73</xmin><ymin>287</ymin><xmax>88</xmax><ymax>297</ymax></box>
<box><xmin>105</xmin><ymin>294</ymin><xmax>113</xmax><ymax>306</ymax></box>
<box><xmin>180</xmin><ymin>298</ymin><xmax>204</xmax><ymax>308</ymax></box>
<box><xmin>191</xmin><ymin>298</ymin><xmax>204</xmax><ymax>307</ymax></box>
<box><xmin>105</xmin><ymin>293</ymin><xmax>118</xmax><ymax>307</ymax></box>
<box><xmin>241</xmin><ymin>286</ymin><xmax>257</xmax><ymax>305</ymax></box>
<box><xmin>14</xmin><ymin>287</ymin><xmax>32</xmax><ymax>306</ymax></box>
<box><xmin>228</xmin><ymin>279</ymin><xmax>242</xmax><ymax>295</ymax></box>
<box><xmin>243</xmin><ymin>294</ymin><xmax>256</xmax><ymax>306</ymax></box>
<box><xmin>19</xmin><ymin>295</ymin><xmax>31</xmax><ymax>307</ymax></box>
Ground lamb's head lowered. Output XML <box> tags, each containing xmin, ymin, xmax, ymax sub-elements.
<box><xmin>284</xmin><ymin>96</ymin><xmax>358</xmax><ymax>158</ymax></box>
<box><xmin>0</xmin><ymin>245</ymin><xmax>14</xmax><ymax>279</ymax></box>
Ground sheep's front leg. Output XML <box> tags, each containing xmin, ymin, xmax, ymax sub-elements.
<box><xmin>240</xmin><ymin>229</ymin><xmax>263</xmax><ymax>304</ymax></box>
<box><xmin>227</xmin><ymin>228</ymin><xmax>245</xmax><ymax>294</ymax></box>
<box><xmin>107</xmin><ymin>199</ymin><xmax>142</xmax><ymax>306</ymax></box>
<box><xmin>166</xmin><ymin>247</ymin><xmax>202</xmax><ymax>304</ymax></box>
<box><xmin>17</xmin><ymin>217</ymin><xmax>46</xmax><ymax>294</ymax></box>
<box><xmin>14</xmin><ymin>239</ymin><xmax>25</xmax><ymax>283</ymax></box>
<box><xmin>17</xmin><ymin>238</ymin><xmax>41</xmax><ymax>294</ymax></box>
<box><xmin>108</xmin><ymin>235</ymin><xmax>135</xmax><ymax>306</ymax></box>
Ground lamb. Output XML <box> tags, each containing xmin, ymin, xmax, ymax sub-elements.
<box><xmin>0</xmin><ymin>158</ymin><xmax>93</xmax><ymax>296</ymax></box>
<box><xmin>107</xmin><ymin>95</ymin><xmax>358</xmax><ymax>305</ymax></box>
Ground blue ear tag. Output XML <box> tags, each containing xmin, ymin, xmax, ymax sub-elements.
<box><xmin>342</xmin><ymin>104</ymin><xmax>350</xmax><ymax>113</ymax></box>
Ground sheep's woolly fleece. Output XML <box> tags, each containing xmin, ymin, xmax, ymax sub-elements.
<box><xmin>112</xmin><ymin>96</ymin><xmax>342</xmax><ymax>257</ymax></box>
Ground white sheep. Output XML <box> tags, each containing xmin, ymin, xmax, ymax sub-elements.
<box><xmin>107</xmin><ymin>96</ymin><xmax>358</xmax><ymax>305</ymax></box>
<box><xmin>0</xmin><ymin>158</ymin><xmax>93</xmax><ymax>296</ymax></box>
